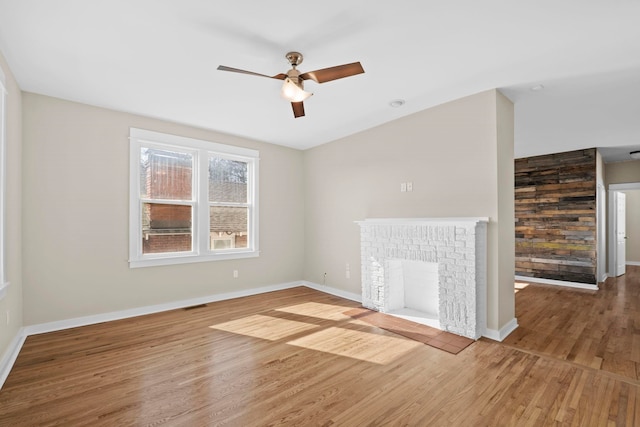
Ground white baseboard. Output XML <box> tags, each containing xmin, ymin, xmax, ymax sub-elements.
<box><xmin>25</xmin><ymin>281</ymin><xmax>303</xmax><ymax>336</ymax></box>
<box><xmin>599</xmin><ymin>273</ymin><xmax>609</xmax><ymax>283</ymax></box>
<box><xmin>302</xmin><ymin>281</ymin><xmax>361</xmax><ymax>303</ymax></box>
<box><xmin>483</xmin><ymin>318</ymin><xmax>519</xmax><ymax>342</ymax></box>
<box><xmin>1</xmin><ymin>281</ymin><xmax>361</xmax><ymax>388</ymax></box>
<box><xmin>515</xmin><ymin>275</ymin><xmax>598</xmax><ymax>291</ymax></box>
<box><xmin>627</xmin><ymin>261</ymin><xmax>640</xmax><ymax>266</ymax></box>
<box><xmin>0</xmin><ymin>327</ymin><xmax>27</xmax><ymax>389</ymax></box>
<box><xmin>2</xmin><ymin>281</ymin><xmax>306</xmax><ymax>390</ymax></box>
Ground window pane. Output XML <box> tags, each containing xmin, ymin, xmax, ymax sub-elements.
<box><xmin>210</xmin><ymin>206</ymin><xmax>248</xmax><ymax>250</ymax></box>
<box><xmin>141</xmin><ymin>147</ymin><xmax>193</xmax><ymax>200</ymax></box>
<box><xmin>142</xmin><ymin>203</ymin><xmax>192</xmax><ymax>254</ymax></box>
<box><xmin>209</xmin><ymin>157</ymin><xmax>247</xmax><ymax>203</ymax></box>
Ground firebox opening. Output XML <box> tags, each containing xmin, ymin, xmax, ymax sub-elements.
<box><xmin>387</xmin><ymin>260</ymin><xmax>439</xmax><ymax>329</ymax></box>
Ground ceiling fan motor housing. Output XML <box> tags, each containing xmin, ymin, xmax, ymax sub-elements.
<box><xmin>286</xmin><ymin>51</ymin><xmax>304</xmax><ymax>67</ymax></box>
<box><xmin>287</xmin><ymin>68</ymin><xmax>304</xmax><ymax>88</ymax></box>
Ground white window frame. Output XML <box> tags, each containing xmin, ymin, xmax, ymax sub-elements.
<box><xmin>0</xmin><ymin>66</ymin><xmax>8</xmax><ymax>299</ymax></box>
<box><xmin>129</xmin><ymin>128</ymin><xmax>259</xmax><ymax>268</ymax></box>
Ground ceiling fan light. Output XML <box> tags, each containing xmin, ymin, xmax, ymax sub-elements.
<box><xmin>281</xmin><ymin>78</ymin><xmax>313</xmax><ymax>102</ymax></box>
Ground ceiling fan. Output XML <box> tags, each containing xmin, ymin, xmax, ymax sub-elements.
<box><xmin>217</xmin><ymin>52</ymin><xmax>364</xmax><ymax>118</ymax></box>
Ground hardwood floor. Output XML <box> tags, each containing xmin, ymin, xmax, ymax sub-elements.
<box><xmin>1</xmin><ymin>274</ymin><xmax>640</xmax><ymax>426</ymax></box>
<box><xmin>505</xmin><ymin>265</ymin><xmax>640</xmax><ymax>381</ymax></box>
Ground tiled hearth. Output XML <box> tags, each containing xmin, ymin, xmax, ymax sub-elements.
<box><xmin>356</xmin><ymin>218</ymin><xmax>488</xmax><ymax>339</ymax></box>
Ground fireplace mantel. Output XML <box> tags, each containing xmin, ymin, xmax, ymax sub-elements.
<box><xmin>356</xmin><ymin>217</ymin><xmax>489</xmax><ymax>225</ymax></box>
<box><xmin>356</xmin><ymin>217</ymin><xmax>488</xmax><ymax>339</ymax></box>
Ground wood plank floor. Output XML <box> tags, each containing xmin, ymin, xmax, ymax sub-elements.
<box><xmin>505</xmin><ymin>265</ymin><xmax>640</xmax><ymax>381</ymax></box>
<box><xmin>1</xmin><ymin>271</ymin><xmax>639</xmax><ymax>426</ymax></box>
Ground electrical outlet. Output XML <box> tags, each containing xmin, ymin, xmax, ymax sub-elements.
<box><xmin>407</xmin><ymin>182</ymin><xmax>413</xmax><ymax>192</ymax></box>
<box><xmin>400</xmin><ymin>182</ymin><xmax>407</xmax><ymax>192</ymax></box>
<box><xmin>346</xmin><ymin>270</ymin><xmax>351</xmax><ymax>279</ymax></box>
<box><xmin>233</xmin><ymin>270</ymin><xmax>238</xmax><ymax>278</ymax></box>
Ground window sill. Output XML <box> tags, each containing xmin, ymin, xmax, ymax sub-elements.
<box><xmin>129</xmin><ymin>251</ymin><xmax>259</xmax><ymax>268</ymax></box>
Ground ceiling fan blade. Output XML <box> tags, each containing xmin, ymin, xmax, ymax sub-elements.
<box><xmin>217</xmin><ymin>65</ymin><xmax>287</xmax><ymax>80</ymax></box>
<box><xmin>299</xmin><ymin>62</ymin><xmax>364</xmax><ymax>84</ymax></box>
<box><xmin>292</xmin><ymin>102</ymin><xmax>305</xmax><ymax>118</ymax></box>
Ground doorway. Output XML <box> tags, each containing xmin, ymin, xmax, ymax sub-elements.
<box><xmin>609</xmin><ymin>182</ymin><xmax>640</xmax><ymax>276</ymax></box>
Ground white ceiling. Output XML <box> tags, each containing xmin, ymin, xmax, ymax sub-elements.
<box><xmin>0</xmin><ymin>1</ymin><xmax>639</xmax><ymax>160</ymax></box>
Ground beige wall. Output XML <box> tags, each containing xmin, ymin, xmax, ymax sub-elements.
<box><xmin>302</xmin><ymin>90</ymin><xmax>515</xmax><ymax>333</ymax></box>
<box><xmin>605</xmin><ymin>160</ymin><xmax>640</xmax><ymax>185</ymax></box>
<box><xmin>495</xmin><ymin>91</ymin><xmax>515</xmax><ymax>329</ymax></box>
<box><xmin>22</xmin><ymin>93</ymin><xmax>305</xmax><ymax>325</ymax></box>
<box><xmin>12</xmin><ymin>79</ymin><xmax>516</xmax><ymax>336</ymax></box>
<box><xmin>623</xmin><ymin>190</ymin><xmax>640</xmax><ymax>263</ymax></box>
<box><xmin>0</xmin><ymin>52</ymin><xmax>23</xmax><ymax>361</ymax></box>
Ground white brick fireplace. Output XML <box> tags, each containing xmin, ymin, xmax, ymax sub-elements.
<box><xmin>356</xmin><ymin>218</ymin><xmax>488</xmax><ymax>339</ymax></box>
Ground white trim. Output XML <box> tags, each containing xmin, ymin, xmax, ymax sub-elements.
<box><xmin>356</xmin><ymin>217</ymin><xmax>489</xmax><ymax>226</ymax></box>
<box><xmin>609</xmin><ymin>189</ymin><xmax>617</xmax><ymax>276</ymax></box>
<box><xmin>608</xmin><ymin>183</ymin><xmax>640</xmax><ymax>277</ymax></box>
<box><xmin>599</xmin><ymin>273</ymin><xmax>609</xmax><ymax>283</ymax></box>
<box><xmin>627</xmin><ymin>261</ymin><xmax>640</xmax><ymax>266</ymax></box>
<box><xmin>129</xmin><ymin>250</ymin><xmax>260</xmax><ymax>268</ymax></box>
<box><xmin>3</xmin><ymin>282</ymin><xmax>307</xmax><ymax>389</ymax></box>
<box><xmin>483</xmin><ymin>318</ymin><xmax>519</xmax><ymax>342</ymax></box>
<box><xmin>130</xmin><ymin>128</ymin><xmax>259</xmax><ymax>158</ymax></box>
<box><xmin>302</xmin><ymin>281</ymin><xmax>362</xmax><ymax>303</ymax></box>
<box><xmin>597</xmin><ymin>183</ymin><xmax>606</xmax><ymax>281</ymax></box>
<box><xmin>129</xmin><ymin>128</ymin><xmax>259</xmax><ymax>267</ymax></box>
<box><xmin>609</xmin><ymin>189</ymin><xmax>626</xmax><ymax>277</ymax></box>
<box><xmin>1</xmin><ymin>282</ymin><xmax>359</xmax><ymax>387</ymax></box>
<box><xmin>0</xmin><ymin>64</ymin><xmax>6</xmax><ymax>290</ymax></box>
<box><xmin>515</xmin><ymin>275</ymin><xmax>598</xmax><ymax>291</ymax></box>
<box><xmin>0</xmin><ymin>327</ymin><xmax>27</xmax><ymax>390</ymax></box>
<box><xmin>25</xmin><ymin>281</ymin><xmax>302</xmax><ymax>336</ymax></box>
<box><xmin>28</xmin><ymin>278</ymin><xmax>514</xmax><ymax>338</ymax></box>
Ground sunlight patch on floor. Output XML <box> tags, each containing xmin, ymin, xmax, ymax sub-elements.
<box><xmin>287</xmin><ymin>326</ymin><xmax>422</xmax><ymax>365</ymax></box>
<box><xmin>275</xmin><ymin>302</ymin><xmax>353</xmax><ymax>321</ymax></box>
<box><xmin>209</xmin><ymin>314</ymin><xmax>319</xmax><ymax>341</ymax></box>
<box><xmin>515</xmin><ymin>281</ymin><xmax>530</xmax><ymax>293</ymax></box>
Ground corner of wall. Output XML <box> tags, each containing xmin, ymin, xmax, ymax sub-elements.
<box><xmin>495</xmin><ymin>89</ymin><xmax>516</xmax><ymax>331</ymax></box>
<box><xmin>0</xmin><ymin>47</ymin><xmax>24</xmax><ymax>384</ymax></box>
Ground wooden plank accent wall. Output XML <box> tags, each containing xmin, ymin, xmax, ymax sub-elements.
<box><xmin>515</xmin><ymin>148</ymin><xmax>597</xmax><ymax>284</ymax></box>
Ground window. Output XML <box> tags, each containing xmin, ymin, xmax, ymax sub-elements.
<box><xmin>0</xmin><ymin>66</ymin><xmax>7</xmax><ymax>298</ymax></box>
<box><xmin>129</xmin><ymin>128</ymin><xmax>259</xmax><ymax>268</ymax></box>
